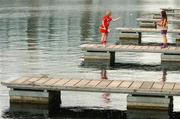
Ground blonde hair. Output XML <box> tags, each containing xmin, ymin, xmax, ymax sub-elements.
<box><xmin>105</xmin><ymin>10</ymin><xmax>112</xmax><ymax>16</ymax></box>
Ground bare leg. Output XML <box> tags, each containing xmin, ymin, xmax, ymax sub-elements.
<box><xmin>163</xmin><ymin>35</ymin><xmax>168</xmax><ymax>44</ymax></box>
<box><xmin>101</xmin><ymin>33</ymin><xmax>105</xmax><ymax>45</ymax></box>
<box><xmin>103</xmin><ymin>34</ymin><xmax>107</xmax><ymax>46</ymax></box>
<box><xmin>161</xmin><ymin>34</ymin><xmax>168</xmax><ymax>48</ymax></box>
<box><xmin>101</xmin><ymin>33</ymin><xmax>107</xmax><ymax>47</ymax></box>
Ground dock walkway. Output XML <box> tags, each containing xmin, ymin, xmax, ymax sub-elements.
<box><xmin>116</xmin><ymin>27</ymin><xmax>180</xmax><ymax>33</ymax></box>
<box><xmin>116</xmin><ymin>27</ymin><xmax>180</xmax><ymax>45</ymax></box>
<box><xmin>137</xmin><ymin>18</ymin><xmax>180</xmax><ymax>23</ymax></box>
<box><xmin>2</xmin><ymin>76</ymin><xmax>179</xmax><ymax>110</ymax></box>
<box><xmin>2</xmin><ymin>76</ymin><xmax>180</xmax><ymax>96</ymax></box>
<box><xmin>80</xmin><ymin>44</ymin><xmax>180</xmax><ymax>54</ymax></box>
<box><xmin>80</xmin><ymin>44</ymin><xmax>180</xmax><ymax>65</ymax></box>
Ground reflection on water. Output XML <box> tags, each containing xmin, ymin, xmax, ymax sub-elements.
<box><xmin>162</xmin><ymin>68</ymin><xmax>167</xmax><ymax>82</ymax></box>
<box><xmin>3</xmin><ymin>105</ymin><xmax>127</xmax><ymax>119</ymax></box>
<box><xmin>2</xmin><ymin>104</ymin><xmax>180</xmax><ymax>119</ymax></box>
<box><xmin>101</xmin><ymin>69</ymin><xmax>111</xmax><ymax>104</ymax></box>
<box><xmin>1</xmin><ymin>0</ymin><xmax>180</xmax><ymax>119</ymax></box>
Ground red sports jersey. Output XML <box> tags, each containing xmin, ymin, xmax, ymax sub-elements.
<box><xmin>99</xmin><ymin>15</ymin><xmax>112</xmax><ymax>34</ymax></box>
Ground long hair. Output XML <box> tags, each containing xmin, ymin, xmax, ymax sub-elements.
<box><xmin>105</xmin><ymin>10</ymin><xmax>112</xmax><ymax>17</ymax></box>
<box><xmin>161</xmin><ymin>10</ymin><xmax>167</xmax><ymax>20</ymax></box>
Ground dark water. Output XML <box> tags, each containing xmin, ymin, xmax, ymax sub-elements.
<box><xmin>1</xmin><ymin>0</ymin><xmax>180</xmax><ymax>118</ymax></box>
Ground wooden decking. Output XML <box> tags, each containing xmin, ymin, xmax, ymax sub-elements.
<box><xmin>80</xmin><ymin>44</ymin><xmax>180</xmax><ymax>54</ymax></box>
<box><xmin>2</xmin><ymin>76</ymin><xmax>180</xmax><ymax>96</ymax></box>
<box><xmin>116</xmin><ymin>27</ymin><xmax>180</xmax><ymax>33</ymax></box>
<box><xmin>160</xmin><ymin>8</ymin><xmax>180</xmax><ymax>11</ymax></box>
<box><xmin>137</xmin><ymin>18</ymin><xmax>180</xmax><ymax>23</ymax></box>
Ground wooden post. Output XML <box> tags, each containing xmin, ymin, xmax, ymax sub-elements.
<box><xmin>110</xmin><ymin>51</ymin><xmax>115</xmax><ymax>66</ymax></box>
<box><xmin>48</xmin><ymin>91</ymin><xmax>61</xmax><ymax>115</ymax></box>
<box><xmin>138</xmin><ymin>32</ymin><xmax>142</xmax><ymax>44</ymax></box>
<box><xmin>168</xmin><ymin>96</ymin><xmax>173</xmax><ymax>114</ymax></box>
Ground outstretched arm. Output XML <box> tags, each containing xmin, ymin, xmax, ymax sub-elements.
<box><xmin>112</xmin><ymin>17</ymin><xmax>120</xmax><ymax>22</ymax></box>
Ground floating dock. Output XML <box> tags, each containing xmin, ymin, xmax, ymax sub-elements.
<box><xmin>1</xmin><ymin>76</ymin><xmax>180</xmax><ymax>110</ymax></box>
<box><xmin>116</xmin><ymin>27</ymin><xmax>180</xmax><ymax>45</ymax></box>
<box><xmin>2</xmin><ymin>76</ymin><xmax>180</xmax><ymax>95</ymax></box>
<box><xmin>80</xmin><ymin>44</ymin><xmax>180</xmax><ymax>66</ymax></box>
<box><xmin>80</xmin><ymin>44</ymin><xmax>180</xmax><ymax>54</ymax></box>
<box><xmin>137</xmin><ymin>18</ymin><xmax>180</xmax><ymax>23</ymax></box>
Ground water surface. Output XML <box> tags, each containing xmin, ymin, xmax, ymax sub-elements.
<box><xmin>1</xmin><ymin>0</ymin><xmax>180</xmax><ymax>118</ymax></box>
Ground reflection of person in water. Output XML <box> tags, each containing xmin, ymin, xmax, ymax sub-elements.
<box><xmin>101</xmin><ymin>69</ymin><xmax>108</xmax><ymax>79</ymax></box>
<box><xmin>101</xmin><ymin>69</ymin><xmax>111</xmax><ymax>104</ymax></box>
<box><xmin>162</xmin><ymin>69</ymin><xmax>167</xmax><ymax>82</ymax></box>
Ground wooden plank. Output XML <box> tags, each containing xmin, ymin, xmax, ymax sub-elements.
<box><xmin>148</xmin><ymin>46</ymin><xmax>156</xmax><ymax>51</ymax></box>
<box><xmin>137</xmin><ymin>18</ymin><xmax>180</xmax><ymax>23</ymax></box>
<box><xmin>43</xmin><ymin>78</ymin><xmax>61</xmax><ymax>86</ymax></box>
<box><xmin>96</xmin><ymin>80</ymin><xmax>112</xmax><ymax>88</ymax></box>
<box><xmin>96</xmin><ymin>44</ymin><xmax>103</xmax><ymax>48</ymax></box>
<box><xmin>175</xmin><ymin>47</ymin><xmax>180</xmax><ymax>52</ymax></box>
<box><xmin>88</xmin><ymin>44</ymin><xmax>95</xmax><ymax>47</ymax></box>
<box><xmin>34</xmin><ymin>78</ymin><xmax>51</xmax><ymax>85</ymax></box>
<box><xmin>116</xmin><ymin>27</ymin><xmax>180</xmax><ymax>33</ymax></box>
<box><xmin>114</xmin><ymin>45</ymin><xmax>123</xmax><ymax>49</ymax></box>
<box><xmin>173</xmin><ymin>83</ymin><xmax>180</xmax><ymax>90</ymax></box>
<box><xmin>160</xmin><ymin>8</ymin><xmax>180</xmax><ymax>11</ymax></box>
<box><xmin>154</xmin><ymin>46</ymin><xmax>161</xmax><ymax>51</ymax></box>
<box><xmin>129</xmin><ymin>81</ymin><xmax>143</xmax><ymax>89</ymax></box>
<box><xmin>10</xmin><ymin>76</ymin><xmax>32</xmax><ymax>84</ymax></box>
<box><xmin>53</xmin><ymin>79</ymin><xmax>70</xmax><ymax>86</ymax></box>
<box><xmin>140</xmin><ymin>82</ymin><xmax>154</xmax><ymax>89</ymax></box>
<box><xmin>6</xmin><ymin>76</ymin><xmax>180</xmax><ymax>96</ymax></box>
<box><xmin>168</xmin><ymin>47</ymin><xmax>176</xmax><ymax>51</ymax></box>
<box><xmin>162</xmin><ymin>83</ymin><xmax>175</xmax><ymax>91</ymax></box>
<box><xmin>118</xmin><ymin>81</ymin><xmax>133</xmax><ymax>88</ymax></box>
<box><xmin>133</xmin><ymin>46</ymin><xmax>144</xmax><ymax>50</ymax></box>
<box><xmin>141</xmin><ymin>46</ymin><xmax>149</xmax><ymax>51</ymax></box>
<box><xmin>151</xmin><ymin>82</ymin><xmax>164</xmax><ymax>90</ymax></box>
<box><xmin>22</xmin><ymin>77</ymin><xmax>42</xmax><ymax>85</ymax></box>
<box><xmin>80</xmin><ymin>44</ymin><xmax>89</xmax><ymax>48</ymax></box>
<box><xmin>120</xmin><ymin>45</ymin><xmax>130</xmax><ymax>49</ymax></box>
<box><xmin>90</xmin><ymin>44</ymin><xmax>99</xmax><ymax>49</ymax></box>
<box><xmin>127</xmin><ymin>45</ymin><xmax>136</xmax><ymax>50</ymax></box>
<box><xmin>80</xmin><ymin>44</ymin><xmax>180</xmax><ymax>54</ymax></box>
<box><xmin>107</xmin><ymin>44</ymin><xmax>115</xmax><ymax>49</ymax></box>
<box><xmin>75</xmin><ymin>80</ymin><xmax>91</xmax><ymax>87</ymax></box>
<box><xmin>164</xmin><ymin>46</ymin><xmax>171</xmax><ymax>50</ymax></box>
<box><xmin>106</xmin><ymin>80</ymin><xmax>122</xmax><ymax>88</ymax></box>
<box><xmin>63</xmin><ymin>79</ymin><xmax>81</xmax><ymax>87</ymax></box>
<box><xmin>85</xmin><ymin>80</ymin><xmax>101</xmax><ymax>87</ymax></box>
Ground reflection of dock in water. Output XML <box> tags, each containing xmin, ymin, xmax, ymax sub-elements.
<box><xmin>101</xmin><ymin>69</ymin><xmax>111</xmax><ymax>104</ymax></box>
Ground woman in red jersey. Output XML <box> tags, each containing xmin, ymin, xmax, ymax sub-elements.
<box><xmin>100</xmin><ymin>10</ymin><xmax>120</xmax><ymax>47</ymax></box>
